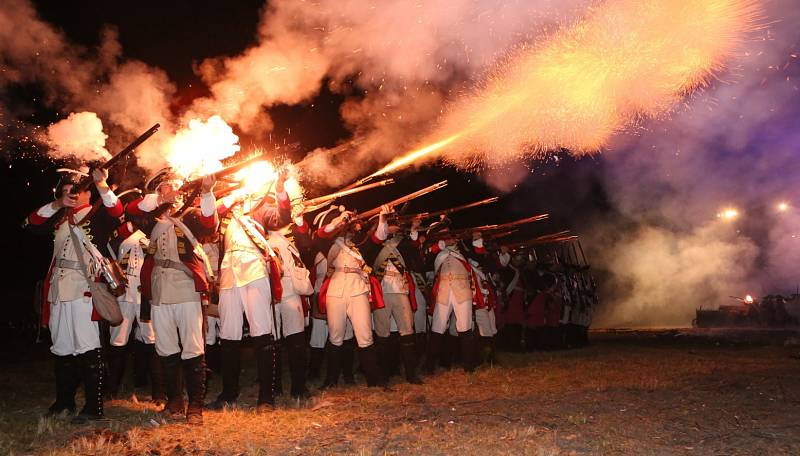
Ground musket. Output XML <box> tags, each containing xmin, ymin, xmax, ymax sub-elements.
<box><xmin>214</xmin><ymin>182</ymin><xmax>244</xmax><ymax>199</ymax></box>
<box><xmin>431</xmin><ymin>213</ymin><xmax>549</xmax><ymax>239</ymax></box>
<box><xmin>348</xmin><ymin>180</ymin><xmax>448</xmax><ymax>225</ymax></box>
<box><xmin>299</xmin><ymin>178</ymin><xmax>395</xmax><ymax>213</ymax></box>
<box><xmin>392</xmin><ymin>196</ymin><xmax>499</xmax><ymax>224</ymax></box>
<box><xmin>176</xmin><ymin>152</ymin><xmax>268</xmax><ymax>215</ymax></box>
<box><xmin>71</xmin><ymin>123</ymin><xmax>160</xmax><ymax>194</ymax></box>
<box><xmin>503</xmin><ymin>231</ymin><xmax>577</xmax><ymax>250</ymax></box>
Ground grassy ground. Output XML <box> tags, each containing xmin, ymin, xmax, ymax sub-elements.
<box><xmin>2</xmin><ymin>330</ymin><xmax>799</xmax><ymax>455</ymax></box>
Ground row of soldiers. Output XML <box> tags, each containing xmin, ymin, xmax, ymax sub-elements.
<box><xmin>24</xmin><ymin>164</ymin><xmax>595</xmax><ymax>425</ymax></box>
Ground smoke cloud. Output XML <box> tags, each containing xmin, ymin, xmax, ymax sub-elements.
<box><xmin>44</xmin><ymin>111</ymin><xmax>109</xmax><ymax>162</ymax></box>
<box><xmin>589</xmin><ymin>0</ymin><xmax>800</xmax><ymax>327</ymax></box>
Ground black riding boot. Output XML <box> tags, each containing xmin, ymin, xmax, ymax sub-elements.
<box><xmin>341</xmin><ymin>338</ymin><xmax>356</xmax><ymax>384</ymax></box>
<box><xmin>320</xmin><ymin>343</ymin><xmax>342</xmax><ymax>389</ymax></box>
<box><xmin>74</xmin><ymin>348</ymin><xmax>105</xmax><ymax>423</ymax></box>
<box><xmin>210</xmin><ymin>339</ymin><xmax>241</xmax><ymax>409</ymax></box>
<box><xmin>48</xmin><ymin>355</ymin><xmax>80</xmax><ymax>416</ymax></box>
<box><xmin>415</xmin><ymin>331</ymin><xmax>427</xmax><ymax>359</ymax></box>
<box><xmin>106</xmin><ymin>344</ymin><xmax>128</xmax><ymax>399</ymax></box>
<box><xmin>358</xmin><ymin>344</ymin><xmax>386</xmax><ymax>387</ymax></box>
<box><xmin>286</xmin><ymin>333</ymin><xmax>309</xmax><ymax>398</ymax></box>
<box><xmin>146</xmin><ymin>344</ymin><xmax>166</xmax><ymax>405</ymax></box>
<box><xmin>375</xmin><ymin>335</ymin><xmax>391</xmax><ymax>380</ymax></box>
<box><xmin>400</xmin><ymin>334</ymin><xmax>423</xmax><ymax>384</ymax></box>
<box><xmin>387</xmin><ymin>332</ymin><xmax>401</xmax><ymax>378</ymax></box>
<box><xmin>253</xmin><ymin>335</ymin><xmax>278</xmax><ymax>410</ymax></box>
<box><xmin>458</xmin><ymin>331</ymin><xmax>477</xmax><ymax>373</ymax></box>
<box><xmin>308</xmin><ymin>347</ymin><xmax>324</xmax><ymax>381</ymax></box>
<box><xmin>423</xmin><ymin>332</ymin><xmax>443</xmax><ymax>374</ymax></box>
<box><xmin>273</xmin><ymin>340</ymin><xmax>284</xmax><ymax>396</ymax></box>
<box><xmin>183</xmin><ymin>355</ymin><xmax>206</xmax><ymax>425</ymax></box>
<box><xmin>161</xmin><ymin>353</ymin><xmax>184</xmax><ymax>418</ymax></box>
<box><xmin>481</xmin><ymin>336</ymin><xmax>498</xmax><ymax>366</ymax></box>
<box><xmin>132</xmin><ymin>340</ymin><xmax>150</xmax><ymax>388</ymax></box>
<box><xmin>441</xmin><ymin>334</ymin><xmax>458</xmax><ymax>369</ymax></box>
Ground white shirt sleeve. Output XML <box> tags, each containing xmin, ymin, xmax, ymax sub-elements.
<box><xmin>472</xmin><ymin>237</ymin><xmax>484</xmax><ymax>249</ymax></box>
<box><xmin>374</xmin><ymin>218</ymin><xmax>389</xmax><ymax>241</ymax></box>
<box><xmin>138</xmin><ymin>193</ymin><xmax>160</xmax><ymax>212</ymax></box>
<box><xmin>200</xmin><ymin>192</ymin><xmax>216</xmax><ymax>217</ymax></box>
<box><xmin>97</xmin><ymin>186</ymin><xmax>119</xmax><ymax>208</ymax></box>
<box><xmin>36</xmin><ymin>201</ymin><xmax>60</xmax><ymax>218</ymax></box>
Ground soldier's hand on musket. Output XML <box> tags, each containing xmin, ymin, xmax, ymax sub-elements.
<box><xmin>55</xmin><ymin>191</ymin><xmax>79</xmax><ymax>209</ymax></box>
<box><xmin>91</xmin><ymin>167</ymin><xmax>110</xmax><ymax>190</ymax></box>
<box><xmin>201</xmin><ymin>174</ymin><xmax>216</xmax><ymax>193</ymax></box>
<box><xmin>411</xmin><ymin>217</ymin><xmax>422</xmax><ymax>231</ymax></box>
<box><xmin>472</xmin><ymin>230</ymin><xmax>483</xmax><ymax>241</ymax></box>
<box><xmin>276</xmin><ymin>168</ymin><xmax>288</xmax><ymax>193</ymax></box>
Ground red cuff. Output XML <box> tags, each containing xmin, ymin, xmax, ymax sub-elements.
<box><xmin>277</xmin><ymin>192</ymin><xmax>291</xmax><ymax>210</ymax></box>
<box><xmin>370</xmin><ymin>232</ymin><xmax>384</xmax><ymax>244</ymax></box>
<box><xmin>430</xmin><ymin>244</ymin><xmax>442</xmax><ymax>254</ymax></box>
<box><xmin>316</xmin><ymin>226</ymin><xmax>335</xmax><ymax>239</ymax></box>
<box><xmin>474</xmin><ymin>246</ymin><xmax>487</xmax><ymax>254</ymax></box>
<box><xmin>27</xmin><ymin>211</ymin><xmax>49</xmax><ymax>226</ymax></box>
<box><xmin>105</xmin><ymin>200</ymin><xmax>123</xmax><ymax>218</ymax></box>
<box><xmin>126</xmin><ymin>198</ymin><xmax>146</xmax><ymax>216</ymax></box>
<box><xmin>295</xmin><ymin>220</ymin><xmax>309</xmax><ymax>234</ymax></box>
<box><xmin>199</xmin><ymin>212</ymin><xmax>217</xmax><ymax>229</ymax></box>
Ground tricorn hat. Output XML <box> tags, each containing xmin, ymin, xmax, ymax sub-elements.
<box><xmin>145</xmin><ymin>167</ymin><xmax>183</xmax><ymax>193</ymax></box>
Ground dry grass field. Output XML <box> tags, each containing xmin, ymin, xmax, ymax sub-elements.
<box><xmin>1</xmin><ymin>330</ymin><xmax>799</xmax><ymax>455</ymax></box>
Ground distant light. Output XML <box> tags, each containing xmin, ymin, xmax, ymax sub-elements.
<box><xmin>717</xmin><ymin>208</ymin><xmax>739</xmax><ymax>220</ymax></box>
<box><xmin>777</xmin><ymin>202</ymin><xmax>789</xmax><ymax>212</ymax></box>
<box><xmin>744</xmin><ymin>294</ymin><xmax>754</xmax><ymax>304</ymax></box>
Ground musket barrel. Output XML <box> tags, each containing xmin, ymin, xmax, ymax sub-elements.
<box><xmin>302</xmin><ymin>178</ymin><xmax>394</xmax><ymax>207</ymax></box>
<box><xmin>74</xmin><ymin>123</ymin><xmax>161</xmax><ymax>193</ymax></box>
<box><xmin>395</xmin><ymin>196</ymin><xmax>499</xmax><ymax>223</ymax></box>
<box><xmin>351</xmin><ymin>180</ymin><xmax>448</xmax><ymax>223</ymax></box>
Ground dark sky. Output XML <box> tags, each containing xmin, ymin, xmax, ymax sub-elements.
<box><xmin>2</xmin><ymin>1</ymin><xmax>607</xmax><ymax>326</ymax></box>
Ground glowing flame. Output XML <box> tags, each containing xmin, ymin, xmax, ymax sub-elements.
<box><xmin>744</xmin><ymin>294</ymin><xmax>754</xmax><ymax>304</ymax></box>
<box><xmin>717</xmin><ymin>208</ymin><xmax>739</xmax><ymax>220</ymax></box>
<box><xmin>235</xmin><ymin>160</ymin><xmax>277</xmax><ymax>194</ymax></box>
<box><xmin>777</xmin><ymin>201</ymin><xmax>789</xmax><ymax>212</ymax></box>
<box><xmin>374</xmin><ymin>0</ymin><xmax>760</xmax><ymax>175</ymax></box>
<box><xmin>165</xmin><ymin>115</ymin><xmax>240</xmax><ymax>179</ymax></box>
<box><xmin>368</xmin><ymin>133</ymin><xmax>463</xmax><ymax>178</ymax></box>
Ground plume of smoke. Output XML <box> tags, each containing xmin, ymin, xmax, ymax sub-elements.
<box><xmin>44</xmin><ymin>112</ymin><xmax>110</xmax><ymax>162</ymax></box>
<box><xmin>0</xmin><ymin>0</ymin><xmax>176</xmax><ymax>172</ymax></box>
<box><xmin>589</xmin><ymin>0</ymin><xmax>800</xmax><ymax>327</ymax></box>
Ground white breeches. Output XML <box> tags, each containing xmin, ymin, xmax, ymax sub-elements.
<box><xmin>110</xmin><ymin>301</ymin><xmax>155</xmax><ymax>346</ymax></box>
<box><xmin>218</xmin><ymin>278</ymin><xmax>274</xmax><ymax>340</ymax></box>
<box><xmin>275</xmin><ymin>294</ymin><xmax>305</xmax><ymax>338</ymax></box>
<box><xmin>49</xmin><ymin>297</ymin><xmax>101</xmax><ymax>356</ymax></box>
<box><xmin>475</xmin><ymin>307</ymin><xmax>498</xmax><ymax>337</ymax></box>
<box><xmin>431</xmin><ymin>290</ymin><xmax>473</xmax><ymax>334</ymax></box>
<box><xmin>152</xmin><ymin>301</ymin><xmax>205</xmax><ymax>360</ymax></box>
<box><xmin>372</xmin><ymin>293</ymin><xmax>414</xmax><ymax>337</ymax></box>
<box><xmin>326</xmin><ymin>292</ymin><xmax>373</xmax><ymax>348</ymax></box>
